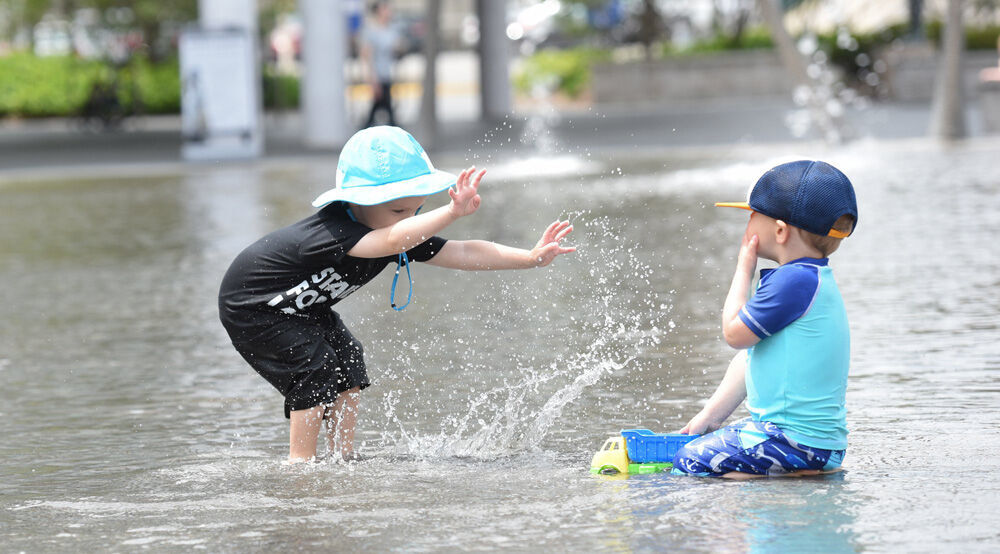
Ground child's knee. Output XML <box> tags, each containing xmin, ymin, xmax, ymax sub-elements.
<box><xmin>820</xmin><ymin>450</ymin><xmax>845</xmax><ymax>471</ymax></box>
<box><xmin>670</xmin><ymin>443</ymin><xmax>712</xmax><ymax>476</ymax></box>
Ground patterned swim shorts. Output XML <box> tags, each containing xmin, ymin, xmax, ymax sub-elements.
<box><xmin>671</xmin><ymin>419</ymin><xmax>845</xmax><ymax>477</ymax></box>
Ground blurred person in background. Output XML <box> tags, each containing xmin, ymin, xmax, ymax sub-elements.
<box><xmin>361</xmin><ymin>0</ymin><xmax>400</xmax><ymax>127</ymax></box>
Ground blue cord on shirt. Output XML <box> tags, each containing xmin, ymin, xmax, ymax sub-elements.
<box><xmin>389</xmin><ymin>251</ymin><xmax>412</xmax><ymax>311</ymax></box>
<box><xmin>345</xmin><ymin>203</ymin><xmax>416</xmax><ymax>311</ymax></box>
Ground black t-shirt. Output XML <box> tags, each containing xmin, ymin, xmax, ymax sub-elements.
<box><xmin>219</xmin><ymin>202</ymin><xmax>446</xmax><ymax>330</ymax></box>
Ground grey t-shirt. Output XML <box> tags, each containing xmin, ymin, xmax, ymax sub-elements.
<box><xmin>362</xmin><ymin>23</ymin><xmax>400</xmax><ymax>82</ymax></box>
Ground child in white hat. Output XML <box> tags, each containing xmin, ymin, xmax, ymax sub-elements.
<box><xmin>218</xmin><ymin>126</ymin><xmax>574</xmax><ymax>463</ymax></box>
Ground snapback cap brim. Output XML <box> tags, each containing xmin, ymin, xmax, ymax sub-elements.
<box><xmin>714</xmin><ymin>202</ymin><xmax>753</xmax><ymax>210</ymax></box>
<box><xmin>714</xmin><ymin>201</ymin><xmax>851</xmax><ymax>238</ymax></box>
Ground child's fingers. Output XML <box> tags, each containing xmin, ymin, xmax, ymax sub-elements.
<box><xmin>553</xmin><ymin>224</ymin><xmax>573</xmax><ymax>242</ymax></box>
<box><xmin>471</xmin><ymin>169</ymin><xmax>486</xmax><ymax>189</ymax></box>
<box><xmin>535</xmin><ymin>242</ymin><xmax>557</xmax><ymax>260</ymax></box>
<box><xmin>546</xmin><ymin>241</ymin><xmax>571</xmax><ymax>255</ymax></box>
<box><xmin>553</xmin><ymin>221</ymin><xmax>572</xmax><ymax>240</ymax></box>
<box><xmin>537</xmin><ymin>242</ymin><xmax>575</xmax><ymax>265</ymax></box>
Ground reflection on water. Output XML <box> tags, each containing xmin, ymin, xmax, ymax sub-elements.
<box><xmin>1</xmin><ymin>138</ymin><xmax>999</xmax><ymax>551</ymax></box>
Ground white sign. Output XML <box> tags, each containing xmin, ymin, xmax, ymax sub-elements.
<box><xmin>179</xmin><ymin>28</ymin><xmax>262</xmax><ymax>160</ymax></box>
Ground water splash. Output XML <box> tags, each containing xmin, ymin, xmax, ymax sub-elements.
<box><xmin>463</xmin><ymin>80</ymin><xmax>602</xmax><ymax>182</ymax></box>
<box><xmin>377</xmin><ymin>215</ymin><xmax>669</xmax><ymax>460</ymax></box>
<box><xmin>521</xmin><ymin>81</ymin><xmax>561</xmax><ymax>155</ymax></box>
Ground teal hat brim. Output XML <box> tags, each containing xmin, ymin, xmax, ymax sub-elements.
<box><xmin>312</xmin><ymin>169</ymin><xmax>457</xmax><ymax>208</ymax></box>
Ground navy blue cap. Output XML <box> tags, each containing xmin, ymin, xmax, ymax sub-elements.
<box><xmin>716</xmin><ymin>160</ymin><xmax>858</xmax><ymax>238</ymax></box>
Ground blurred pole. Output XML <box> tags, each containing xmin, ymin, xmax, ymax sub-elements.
<box><xmin>419</xmin><ymin>0</ymin><xmax>441</xmax><ymax>150</ymax></box>
<box><xmin>477</xmin><ymin>0</ymin><xmax>512</xmax><ymax>121</ymax></box>
<box><xmin>758</xmin><ymin>0</ymin><xmax>847</xmax><ymax>142</ymax></box>
<box><xmin>199</xmin><ymin>0</ymin><xmax>257</xmax><ymax>32</ymax></box>
<box><xmin>908</xmin><ymin>0</ymin><xmax>925</xmax><ymax>42</ymax></box>
<box><xmin>929</xmin><ymin>0</ymin><xmax>966</xmax><ymax>139</ymax></box>
<box><xmin>300</xmin><ymin>0</ymin><xmax>349</xmax><ymax>149</ymax></box>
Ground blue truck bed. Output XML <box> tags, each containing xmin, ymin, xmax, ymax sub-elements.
<box><xmin>621</xmin><ymin>429</ymin><xmax>699</xmax><ymax>463</ymax></box>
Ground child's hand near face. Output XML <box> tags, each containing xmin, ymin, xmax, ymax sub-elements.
<box><xmin>721</xmin><ymin>226</ymin><xmax>763</xmax><ymax>349</ymax></box>
<box><xmin>448</xmin><ymin>167</ymin><xmax>485</xmax><ymax>218</ymax></box>
<box><xmin>529</xmin><ymin>220</ymin><xmax>576</xmax><ymax>267</ymax></box>
<box><xmin>737</xmin><ymin>228</ymin><xmax>759</xmax><ymax>278</ymax></box>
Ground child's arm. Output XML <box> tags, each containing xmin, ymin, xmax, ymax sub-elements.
<box><xmin>347</xmin><ymin>168</ymin><xmax>485</xmax><ymax>259</ymax></box>
<box><xmin>722</xmin><ymin>231</ymin><xmax>762</xmax><ymax>349</ymax></box>
<box><xmin>680</xmin><ymin>352</ymin><xmax>748</xmax><ymax>434</ymax></box>
<box><xmin>426</xmin><ymin>221</ymin><xmax>575</xmax><ymax>270</ymax></box>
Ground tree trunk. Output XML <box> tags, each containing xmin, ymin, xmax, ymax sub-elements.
<box><xmin>758</xmin><ymin>0</ymin><xmax>848</xmax><ymax>142</ymax></box>
<box><xmin>639</xmin><ymin>0</ymin><xmax>661</xmax><ymax>61</ymax></box>
<box><xmin>929</xmin><ymin>0</ymin><xmax>966</xmax><ymax>139</ymax></box>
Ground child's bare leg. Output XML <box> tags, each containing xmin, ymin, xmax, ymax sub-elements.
<box><xmin>722</xmin><ymin>471</ymin><xmax>765</xmax><ymax>480</ymax></box>
<box><xmin>324</xmin><ymin>387</ymin><xmax>360</xmax><ymax>460</ymax></box>
<box><xmin>288</xmin><ymin>405</ymin><xmax>325</xmax><ymax>463</ymax></box>
<box><xmin>722</xmin><ymin>467</ymin><xmax>844</xmax><ymax>479</ymax></box>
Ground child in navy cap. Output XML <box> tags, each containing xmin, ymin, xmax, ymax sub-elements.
<box><xmin>218</xmin><ymin>126</ymin><xmax>575</xmax><ymax>463</ymax></box>
<box><xmin>672</xmin><ymin>160</ymin><xmax>858</xmax><ymax>478</ymax></box>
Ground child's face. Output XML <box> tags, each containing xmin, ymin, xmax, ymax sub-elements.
<box><xmin>351</xmin><ymin>196</ymin><xmax>426</xmax><ymax>229</ymax></box>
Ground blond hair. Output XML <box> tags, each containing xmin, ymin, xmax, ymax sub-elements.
<box><xmin>801</xmin><ymin>215</ymin><xmax>856</xmax><ymax>257</ymax></box>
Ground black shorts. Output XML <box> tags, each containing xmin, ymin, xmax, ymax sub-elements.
<box><xmin>223</xmin><ymin>311</ymin><xmax>370</xmax><ymax>418</ymax></box>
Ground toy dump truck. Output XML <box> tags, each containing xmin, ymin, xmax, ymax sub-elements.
<box><xmin>590</xmin><ymin>429</ymin><xmax>700</xmax><ymax>475</ymax></box>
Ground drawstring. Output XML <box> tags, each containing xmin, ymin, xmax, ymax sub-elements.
<box><xmin>345</xmin><ymin>203</ymin><xmax>417</xmax><ymax>311</ymax></box>
<box><xmin>390</xmin><ymin>252</ymin><xmax>412</xmax><ymax>311</ymax></box>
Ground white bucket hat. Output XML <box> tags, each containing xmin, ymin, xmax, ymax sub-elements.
<box><xmin>312</xmin><ymin>126</ymin><xmax>456</xmax><ymax>208</ymax></box>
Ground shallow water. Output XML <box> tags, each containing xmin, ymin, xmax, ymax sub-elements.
<box><xmin>2</xmin><ymin>138</ymin><xmax>999</xmax><ymax>552</ymax></box>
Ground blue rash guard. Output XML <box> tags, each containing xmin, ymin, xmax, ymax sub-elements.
<box><xmin>738</xmin><ymin>257</ymin><xmax>850</xmax><ymax>450</ymax></box>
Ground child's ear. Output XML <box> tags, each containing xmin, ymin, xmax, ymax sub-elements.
<box><xmin>774</xmin><ymin>220</ymin><xmax>789</xmax><ymax>244</ymax></box>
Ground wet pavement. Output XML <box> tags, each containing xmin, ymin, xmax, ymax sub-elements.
<box><xmin>2</xmin><ymin>134</ymin><xmax>999</xmax><ymax>551</ymax></box>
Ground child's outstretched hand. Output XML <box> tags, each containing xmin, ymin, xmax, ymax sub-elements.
<box><xmin>448</xmin><ymin>166</ymin><xmax>485</xmax><ymax>218</ymax></box>
<box><xmin>529</xmin><ymin>220</ymin><xmax>576</xmax><ymax>267</ymax></box>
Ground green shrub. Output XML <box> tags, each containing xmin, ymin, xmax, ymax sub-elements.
<box><xmin>667</xmin><ymin>26</ymin><xmax>774</xmax><ymax>55</ymax></box>
<box><xmin>919</xmin><ymin>21</ymin><xmax>999</xmax><ymax>49</ymax></box>
<box><xmin>0</xmin><ymin>52</ymin><xmax>308</xmax><ymax>118</ymax></box>
<box><xmin>132</xmin><ymin>56</ymin><xmax>181</xmax><ymax>114</ymax></box>
<box><xmin>963</xmin><ymin>24</ymin><xmax>1000</xmax><ymax>50</ymax></box>
<box><xmin>0</xmin><ymin>53</ymin><xmax>102</xmax><ymax>117</ymax></box>
<box><xmin>262</xmin><ymin>71</ymin><xmax>300</xmax><ymax>110</ymax></box>
<box><xmin>0</xmin><ymin>53</ymin><xmax>183</xmax><ymax>117</ymax></box>
<box><xmin>514</xmin><ymin>48</ymin><xmax>610</xmax><ymax>98</ymax></box>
